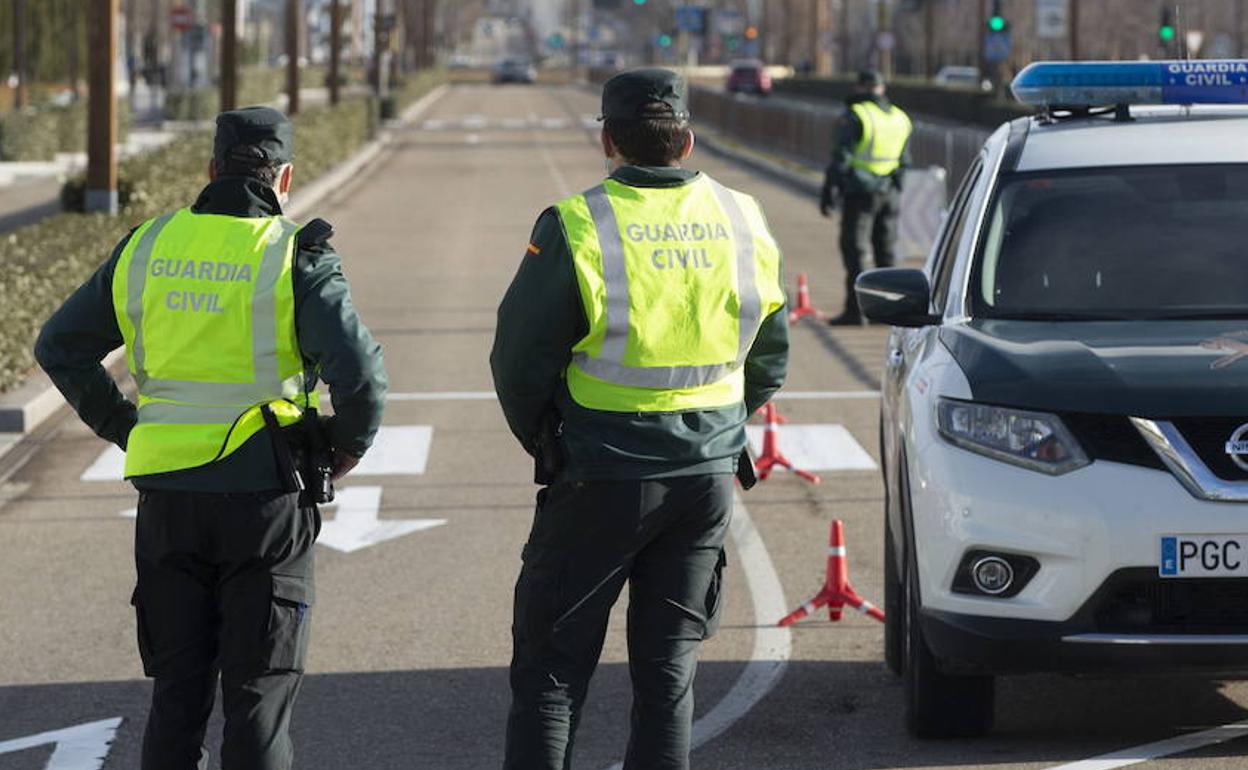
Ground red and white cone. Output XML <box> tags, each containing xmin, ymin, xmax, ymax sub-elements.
<box><xmin>788</xmin><ymin>273</ymin><xmax>829</xmax><ymax>324</ymax></box>
<box><xmin>778</xmin><ymin>520</ymin><xmax>885</xmax><ymax>626</ymax></box>
<box><xmin>753</xmin><ymin>403</ymin><xmax>820</xmax><ymax>484</ymax></box>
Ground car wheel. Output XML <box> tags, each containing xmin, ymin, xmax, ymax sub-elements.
<box><xmin>883</xmin><ymin>518</ymin><xmax>903</xmax><ymax>676</ymax></box>
<box><xmin>903</xmin><ymin>555</ymin><xmax>995</xmax><ymax>739</ymax></box>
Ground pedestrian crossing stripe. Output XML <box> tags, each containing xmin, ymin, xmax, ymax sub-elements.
<box><xmin>81</xmin><ymin>425</ymin><xmax>435</xmax><ymax>482</ymax></box>
<box><xmin>744</xmin><ymin>424</ymin><xmax>877</xmax><ymax>471</ymax></box>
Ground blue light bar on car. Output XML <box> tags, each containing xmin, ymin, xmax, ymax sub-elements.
<box><xmin>1012</xmin><ymin>60</ymin><xmax>1248</xmax><ymax>107</ymax></box>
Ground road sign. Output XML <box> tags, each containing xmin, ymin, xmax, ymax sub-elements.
<box><xmin>716</xmin><ymin>9</ymin><xmax>745</xmax><ymax>36</ymax></box>
<box><xmin>675</xmin><ymin>5</ymin><xmax>706</xmax><ymax>33</ymax></box>
<box><xmin>169</xmin><ymin>4</ymin><xmax>194</xmax><ymax>30</ymax></box>
<box><xmin>1034</xmin><ymin>0</ymin><xmax>1067</xmax><ymax>40</ymax></box>
<box><xmin>984</xmin><ymin>30</ymin><xmax>1013</xmax><ymax>63</ymax></box>
<box><xmin>1186</xmin><ymin>30</ymin><xmax>1205</xmax><ymax>56</ymax></box>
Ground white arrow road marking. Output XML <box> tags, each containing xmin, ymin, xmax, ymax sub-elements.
<box><xmin>352</xmin><ymin>426</ymin><xmax>433</xmax><ymax>476</ymax></box>
<box><xmin>317</xmin><ymin>486</ymin><xmax>445</xmax><ymax>554</ymax></box>
<box><xmin>601</xmin><ymin>494</ymin><xmax>791</xmax><ymax>769</ymax></box>
<box><xmin>1044</xmin><ymin>719</ymin><xmax>1248</xmax><ymax>769</ymax></box>
<box><xmin>80</xmin><ymin>446</ymin><xmax>125</xmax><ymax>482</ymax></box>
<box><xmin>0</xmin><ymin>717</ymin><xmax>122</xmax><ymax>770</ymax></box>
<box><xmin>83</xmin><ymin>425</ymin><xmax>434</xmax><ymax>482</ymax></box>
<box><xmin>744</xmin><ymin>424</ymin><xmax>878</xmax><ymax>471</ymax></box>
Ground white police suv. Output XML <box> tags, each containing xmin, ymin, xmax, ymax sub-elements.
<box><xmin>857</xmin><ymin>61</ymin><xmax>1248</xmax><ymax>739</ymax></box>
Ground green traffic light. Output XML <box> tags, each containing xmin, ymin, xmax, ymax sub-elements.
<box><xmin>658</xmin><ymin>34</ymin><xmax>672</xmax><ymax>48</ymax></box>
<box><xmin>988</xmin><ymin>15</ymin><xmax>1006</xmax><ymax>32</ymax></box>
<box><xmin>634</xmin><ymin>0</ymin><xmax>647</xmax><ymax>5</ymax></box>
<box><xmin>1159</xmin><ymin>25</ymin><xmax>1175</xmax><ymax>41</ymax></box>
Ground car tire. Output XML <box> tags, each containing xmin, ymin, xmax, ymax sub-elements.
<box><xmin>903</xmin><ymin>554</ymin><xmax>995</xmax><ymax>739</ymax></box>
<box><xmin>883</xmin><ymin>519</ymin><xmax>903</xmax><ymax>676</ymax></box>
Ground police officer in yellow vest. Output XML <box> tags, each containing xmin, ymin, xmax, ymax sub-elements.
<box><xmin>491</xmin><ymin>69</ymin><xmax>789</xmax><ymax>769</ymax></box>
<box><xmin>820</xmin><ymin>69</ymin><xmax>913</xmax><ymax>325</ymax></box>
<box><xmin>34</xmin><ymin>107</ymin><xmax>387</xmax><ymax>770</ymax></box>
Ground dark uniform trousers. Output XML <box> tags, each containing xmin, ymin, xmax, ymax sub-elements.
<box><xmin>839</xmin><ymin>185</ymin><xmax>902</xmax><ymax>317</ymax></box>
<box><xmin>132</xmin><ymin>489</ymin><xmax>318</xmax><ymax>770</ymax></box>
<box><xmin>503</xmin><ymin>474</ymin><xmax>733</xmax><ymax>770</ymax></box>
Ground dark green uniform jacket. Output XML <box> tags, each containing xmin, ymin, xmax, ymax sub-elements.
<box><xmin>823</xmin><ymin>93</ymin><xmax>914</xmax><ymax>197</ymax></box>
<box><xmin>34</xmin><ymin>176</ymin><xmax>388</xmax><ymax>492</ymax></box>
<box><xmin>490</xmin><ymin>165</ymin><xmax>790</xmax><ymax>481</ymax></box>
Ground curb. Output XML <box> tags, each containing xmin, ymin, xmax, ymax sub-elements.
<box><xmin>0</xmin><ymin>82</ymin><xmax>451</xmax><ymax>463</ymax></box>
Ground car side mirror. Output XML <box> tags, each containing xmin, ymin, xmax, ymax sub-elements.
<box><xmin>855</xmin><ymin>268</ymin><xmax>940</xmax><ymax>328</ymax></box>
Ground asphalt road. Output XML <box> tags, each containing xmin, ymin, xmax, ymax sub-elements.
<box><xmin>1</xmin><ymin>82</ymin><xmax>1247</xmax><ymax>770</ymax></box>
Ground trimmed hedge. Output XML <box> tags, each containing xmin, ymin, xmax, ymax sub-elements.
<box><xmin>1</xmin><ymin>71</ymin><xmax>444</xmax><ymax>392</ymax></box>
<box><xmin>0</xmin><ymin>100</ymin><xmax>132</xmax><ymax>161</ymax></box>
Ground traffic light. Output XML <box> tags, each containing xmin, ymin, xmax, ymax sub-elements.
<box><xmin>633</xmin><ymin>0</ymin><xmax>647</xmax><ymax>5</ymax></box>
<box><xmin>744</xmin><ymin>26</ymin><xmax>759</xmax><ymax>40</ymax></box>
<box><xmin>1159</xmin><ymin>7</ymin><xmax>1176</xmax><ymax>46</ymax></box>
<box><xmin>987</xmin><ymin>0</ymin><xmax>1007</xmax><ymax>32</ymax></box>
<box><xmin>656</xmin><ymin>33</ymin><xmax>673</xmax><ymax>48</ymax></box>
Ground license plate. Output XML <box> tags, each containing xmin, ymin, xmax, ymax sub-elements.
<box><xmin>1160</xmin><ymin>535</ymin><xmax>1248</xmax><ymax>577</ymax></box>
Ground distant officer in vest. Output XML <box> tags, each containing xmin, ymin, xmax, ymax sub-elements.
<box><xmin>820</xmin><ymin>69</ymin><xmax>913</xmax><ymax>325</ymax></box>
<box><xmin>491</xmin><ymin>69</ymin><xmax>789</xmax><ymax>770</ymax></box>
<box><xmin>35</xmin><ymin>107</ymin><xmax>387</xmax><ymax>770</ymax></box>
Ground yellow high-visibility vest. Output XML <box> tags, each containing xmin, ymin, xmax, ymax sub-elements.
<box><xmin>850</xmin><ymin>101</ymin><xmax>912</xmax><ymax>177</ymax></box>
<box><xmin>555</xmin><ymin>175</ymin><xmax>785</xmax><ymax>413</ymax></box>
<box><xmin>111</xmin><ymin>208</ymin><xmax>316</xmax><ymax>478</ymax></box>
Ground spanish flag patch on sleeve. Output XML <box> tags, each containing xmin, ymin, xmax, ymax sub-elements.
<box><xmin>526</xmin><ymin>243</ymin><xmax>541</xmax><ymax>257</ymax></box>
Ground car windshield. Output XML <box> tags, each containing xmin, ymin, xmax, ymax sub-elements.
<box><xmin>975</xmin><ymin>164</ymin><xmax>1248</xmax><ymax>320</ymax></box>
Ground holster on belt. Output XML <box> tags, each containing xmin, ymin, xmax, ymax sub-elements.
<box><xmin>262</xmin><ymin>404</ymin><xmax>305</xmax><ymax>495</ymax></box>
<box><xmin>532</xmin><ymin>411</ymin><xmax>566</xmax><ymax>486</ymax></box>
<box><xmin>736</xmin><ymin>447</ymin><xmax>758</xmax><ymax>491</ymax></box>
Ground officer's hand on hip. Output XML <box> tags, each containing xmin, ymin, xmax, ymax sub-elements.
<box><xmin>331</xmin><ymin>449</ymin><xmax>361</xmax><ymax>481</ymax></box>
<box><xmin>819</xmin><ymin>189</ymin><xmax>838</xmax><ymax>218</ymax></box>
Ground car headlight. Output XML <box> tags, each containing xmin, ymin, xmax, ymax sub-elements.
<box><xmin>936</xmin><ymin>398</ymin><xmax>1090</xmax><ymax>475</ymax></box>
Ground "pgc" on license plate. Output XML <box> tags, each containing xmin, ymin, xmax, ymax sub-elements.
<box><xmin>1160</xmin><ymin>535</ymin><xmax>1248</xmax><ymax>577</ymax></box>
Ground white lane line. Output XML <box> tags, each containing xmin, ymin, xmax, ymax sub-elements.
<box><xmin>465</xmin><ymin>133</ymin><xmax>481</xmax><ymax>145</ymax></box>
<box><xmin>1045</xmin><ymin>720</ymin><xmax>1248</xmax><ymax>770</ymax></box>
<box><xmin>532</xmin><ymin>125</ymin><xmax>572</xmax><ymax>198</ymax></box>
<box><xmin>600</xmin><ymin>493</ymin><xmax>792</xmax><ymax>770</ymax></box>
<box><xmin>774</xmin><ymin>390</ymin><xmax>880</xmax><ymax>400</ymax></box>
<box><xmin>745</xmin><ymin>424</ymin><xmax>878</xmax><ymax>471</ymax></box>
<box><xmin>389</xmin><ymin>391</ymin><xmax>498</xmax><ymax>401</ymax></box>
<box><xmin>384</xmin><ymin>390</ymin><xmax>879</xmax><ymax>402</ymax></box>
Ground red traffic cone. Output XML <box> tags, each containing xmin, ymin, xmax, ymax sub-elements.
<box><xmin>754</xmin><ymin>403</ymin><xmax>820</xmax><ymax>484</ymax></box>
<box><xmin>754</xmin><ymin>405</ymin><xmax>788</xmax><ymax>424</ymax></box>
<box><xmin>778</xmin><ymin>520</ymin><xmax>885</xmax><ymax>626</ymax></box>
<box><xmin>788</xmin><ymin>273</ymin><xmax>828</xmax><ymax>324</ymax></box>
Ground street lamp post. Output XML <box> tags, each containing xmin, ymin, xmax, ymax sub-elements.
<box><xmin>286</xmin><ymin>0</ymin><xmax>300</xmax><ymax>114</ymax></box>
<box><xmin>86</xmin><ymin>0</ymin><xmax>120</xmax><ymax>215</ymax></box>
<box><xmin>221</xmin><ymin>0</ymin><xmax>238</xmax><ymax>112</ymax></box>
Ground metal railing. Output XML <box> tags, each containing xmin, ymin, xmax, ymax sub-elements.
<box><xmin>688</xmin><ymin>86</ymin><xmax>994</xmax><ymax>194</ymax></box>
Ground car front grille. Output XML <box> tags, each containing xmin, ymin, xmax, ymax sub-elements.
<box><xmin>1093</xmin><ymin>570</ymin><xmax>1248</xmax><ymax>633</ymax></box>
<box><xmin>1060</xmin><ymin>412</ymin><xmax>1165</xmax><ymax>470</ymax></box>
<box><xmin>1169</xmin><ymin>417</ymin><xmax>1248</xmax><ymax>481</ymax></box>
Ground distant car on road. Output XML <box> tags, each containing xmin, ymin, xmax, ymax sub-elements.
<box><xmin>859</xmin><ymin>61</ymin><xmax>1248</xmax><ymax>740</ymax></box>
<box><xmin>934</xmin><ymin>65</ymin><xmax>991</xmax><ymax>91</ymax></box>
<box><xmin>726</xmin><ymin>60</ymin><xmax>772</xmax><ymax>96</ymax></box>
<box><xmin>493</xmin><ymin>58</ymin><xmax>537</xmax><ymax>85</ymax></box>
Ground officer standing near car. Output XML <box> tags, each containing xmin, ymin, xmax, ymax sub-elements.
<box><xmin>34</xmin><ymin>106</ymin><xmax>387</xmax><ymax>770</ymax></box>
<box><xmin>491</xmin><ymin>69</ymin><xmax>789</xmax><ymax>770</ymax></box>
<box><xmin>821</xmin><ymin>69</ymin><xmax>913</xmax><ymax>325</ymax></box>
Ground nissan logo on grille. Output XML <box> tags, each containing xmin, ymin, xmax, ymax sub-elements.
<box><xmin>1225</xmin><ymin>423</ymin><xmax>1248</xmax><ymax>472</ymax></box>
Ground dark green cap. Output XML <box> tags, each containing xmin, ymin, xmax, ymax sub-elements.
<box><xmin>213</xmin><ymin>106</ymin><xmax>294</xmax><ymax>168</ymax></box>
<box><xmin>600</xmin><ymin>68</ymin><xmax>690</xmax><ymax>120</ymax></box>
